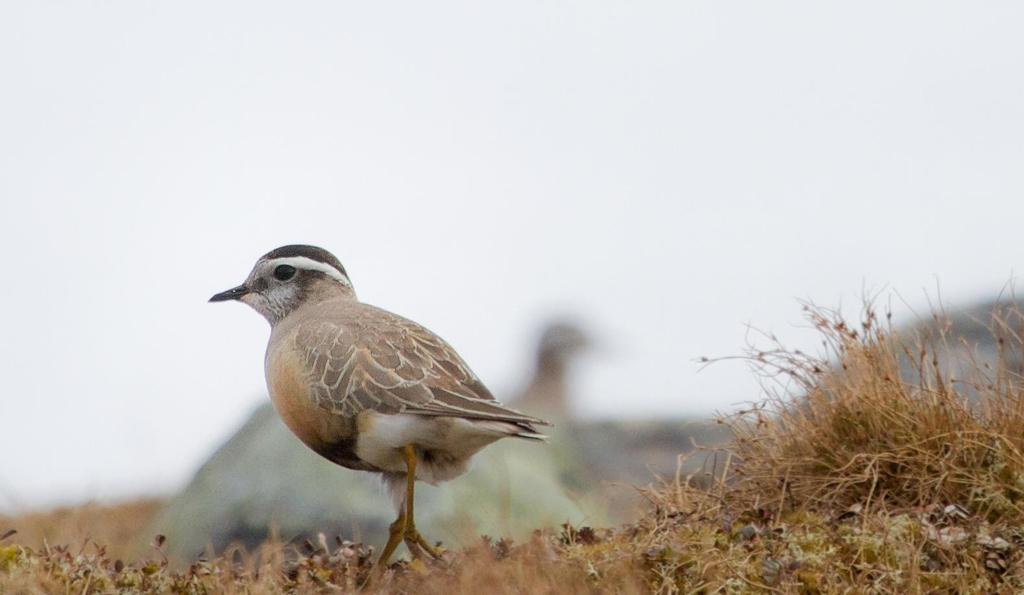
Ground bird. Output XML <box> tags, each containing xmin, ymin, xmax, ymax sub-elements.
<box><xmin>208</xmin><ymin>245</ymin><xmax>549</xmax><ymax>566</ymax></box>
<box><xmin>511</xmin><ymin>321</ymin><xmax>590</xmax><ymax>421</ymax></box>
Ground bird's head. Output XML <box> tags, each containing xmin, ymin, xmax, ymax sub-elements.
<box><xmin>209</xmin><ymin>244</ymin><xmax>355</xmax><ymax>324</ymax></box>
<box><xmin>537</xmin><ymin>321</ymin><xmax>590</xmax><ymax>371</ymax></box>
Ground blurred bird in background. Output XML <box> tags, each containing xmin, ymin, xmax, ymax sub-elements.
<box><xmin>511</xmin><ymin>322</ymin><xmax>590</xmax><ymax>421</ymax></box>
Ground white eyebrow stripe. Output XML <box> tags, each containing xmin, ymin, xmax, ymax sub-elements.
<box><xmin>268</xmin><ymin>256</ymin><xmax>352</xmax><ymax>287</ymax></box>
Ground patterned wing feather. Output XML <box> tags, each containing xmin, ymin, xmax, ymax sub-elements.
<box><xmin>295</xmin><ymin>307</ymin><xmax>549</xmax><ymax>427</ymax></box>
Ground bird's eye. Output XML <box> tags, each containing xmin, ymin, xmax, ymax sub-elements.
<box><xmin>273</xmin><ymin>264</ymin><xmax>297</xmax><ymax>281</ymax></box>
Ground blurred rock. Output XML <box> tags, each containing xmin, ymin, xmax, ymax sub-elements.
<box><xmin>898</xmin><ymin>299</ymin><xmax>1024</xmax><ymax>392</ymax></box>
<box><xmin>151</xmin><ymin>402</ymin><xmax>589</xmax><ymax>560</ymax></box>
<box><xmin>150</xmin><ymin>320</ymin><xmax>726</xmax><ymax>560</ymax></box>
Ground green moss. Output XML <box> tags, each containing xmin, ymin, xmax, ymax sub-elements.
<box><xmin>0</xmin><ymin>545</ymin><xmax>23</xmax><ymax>572</ymax></box>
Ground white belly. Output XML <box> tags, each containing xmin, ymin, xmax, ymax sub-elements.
<box><xmin>355</xmin><ymin>412</ymin><xmax>517</xmax><ymax>484</ymax></box>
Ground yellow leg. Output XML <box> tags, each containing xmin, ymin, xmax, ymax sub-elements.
<box><xmin>375</xmin><ymin>511</ymin><xmax>406</xmax><ymax>569</ymax></box>
<box><xmin>373</xmin><ymin>446</ymin><xmax>440</xmax><ymax>569</ymax></box>
<box><xmin>401</xmin><ymin>445</ymin><xmax>441</xmax><ymax>559</ymax></box>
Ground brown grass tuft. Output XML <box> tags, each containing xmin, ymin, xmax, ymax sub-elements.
<box><xmin>725</xmin><ymin>301</ymin><xmax>1024</xmax><ymax>523</ymax></box>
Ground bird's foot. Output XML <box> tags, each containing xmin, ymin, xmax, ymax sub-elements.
<box><xmin>403</xmin><ymin>527</ymin><xmax>441</xmax><ymax>560</ymax></box>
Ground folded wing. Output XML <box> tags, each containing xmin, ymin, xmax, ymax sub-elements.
<box><xmin>296</xmin><ymin>306</ymin><xmax>549</xmax><ymax>431</ymax></box>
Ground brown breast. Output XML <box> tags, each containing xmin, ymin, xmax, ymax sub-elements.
<box><xmin>265</xmin><ymin>335</ymin><xmax>373</xmax><ymax>471</ymax></box>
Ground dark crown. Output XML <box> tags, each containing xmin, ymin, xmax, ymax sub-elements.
<box><xmin>261</xmin><ymin>245</ymin><xmax>348</xmax><ymax>278</ymax></box>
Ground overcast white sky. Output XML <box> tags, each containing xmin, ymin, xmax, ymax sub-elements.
<box><xmin>2</xmin><ymin>1</ymin><xmax>1023</xmax><ymax>510</ymax></box>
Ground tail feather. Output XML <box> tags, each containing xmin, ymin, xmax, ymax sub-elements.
<box><xmin>512</xmin><ymin>421</ymin><xmax>549</xmax><ymax>441</ymax></box>
<box><xmin>471</xmin><ymin>420</ymin><xmax>549</xmax><ymax>442</ymax></box>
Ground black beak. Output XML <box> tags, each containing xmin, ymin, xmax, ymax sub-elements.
<box><xmin>209</xmin><ymin>284</ymin><xmax>250</xmax><ymax>302</ymax></box>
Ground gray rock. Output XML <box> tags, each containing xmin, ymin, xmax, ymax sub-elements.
<box><xmin>151</xmin><ymin>402</ymin><xmax>601</xmax><ymax>559</ymax></box>
<box><xmin>151</xmin><ymin>402</ymin><xmax>727</xmax><ymax>560</ymax></box>
<box><xmin>898</xmin><ymin>299</ymin><xmax>1024</xmax><ymax>396</ymax></box>
<box><xmin>149</xmin><ymin>320</ymin><xmax>729</xmax><ymax>560</ymax></box>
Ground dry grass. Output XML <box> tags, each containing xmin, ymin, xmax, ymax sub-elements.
<box><xmin>0</xmin><ymin>526</ymin><xmax>649</xmax><ymax>594</ymax></box>
<box><xmin>0</xmin><ymin>499</ymin><xmax>162</xmax><ymax>561</ymax></box>
<box><xmin>5</xmin><ymin>300</ymin><xmax>1024</xmax><ymax>593</ymax></box>
<box><xmin>726</xmin><ymin>301</ymin><xmax>1024</xmax><ymax>522</ymax></box>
